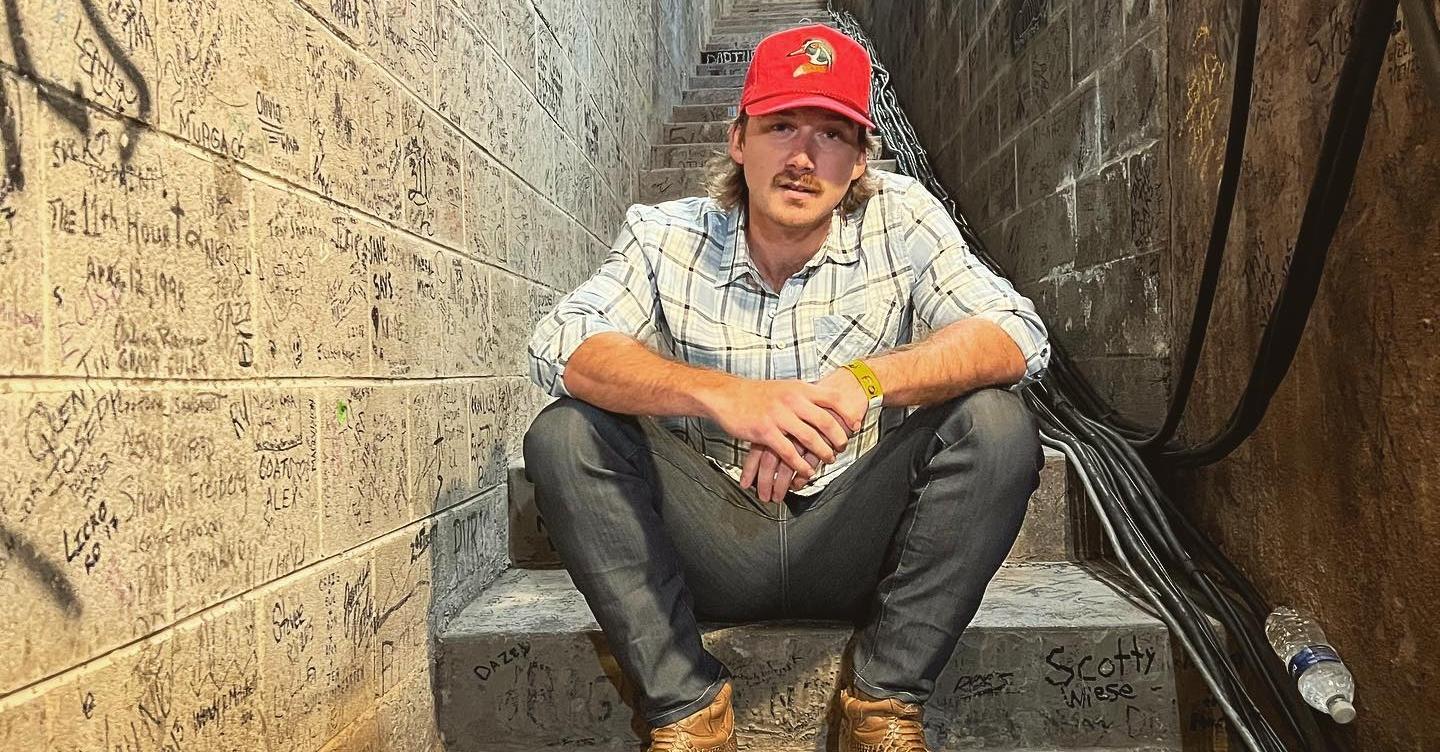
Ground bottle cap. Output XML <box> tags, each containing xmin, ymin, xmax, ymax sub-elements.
<box><xmin>1327</xmin><ymin>696</ymin><xmax>1356</xmax><ymax>724</ymax></box>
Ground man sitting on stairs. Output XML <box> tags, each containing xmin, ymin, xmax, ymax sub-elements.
<box><xmin>524</xmin><ymin>23</ymin><xmax>1050</xmax><ymax>752</ymax></box>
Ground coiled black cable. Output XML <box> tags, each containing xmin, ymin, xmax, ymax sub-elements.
<box><xmin>1157</xmin><ymin>0</ymin><xmax>1400</xmax><ymax>467</ymax></box>
<box><xmin>1137</xmin><ymin>0</ymin><xmax>1262</xmax><ymax>452</ymax></box>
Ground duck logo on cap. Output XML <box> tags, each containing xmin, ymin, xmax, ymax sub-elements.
<box><xmin>786</xmin><ymin>38</ymin><xmax>835</xmax><ymax>77</ymax></box>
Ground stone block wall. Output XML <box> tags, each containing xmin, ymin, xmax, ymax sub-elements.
<box><xmin>0</xmin><ymin>0</ymin><xmax>725</xmax><ymax>748</ymax></box>
<box><xmin>835</xmin><ymin>0</ymin><xmax>1171</xmax><ymax>423</ymax></box>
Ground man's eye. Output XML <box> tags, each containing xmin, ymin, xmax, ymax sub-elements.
<box><xmin>824</xmin><ymin>130</ymin><xmax>841</xmax><ymax>139</ymax></box>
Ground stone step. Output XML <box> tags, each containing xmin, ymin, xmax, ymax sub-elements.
<box><xmin>422</xmin><ymin>744</ymin><xmax>1168</xmax><ymax>752</ymax></box>
<box><xmin>696</xmin><ymin>61</ymin><xmax>752</xmax><ymax>76</ymax></box>
<box><xmin>714</xmin><ymin>15</ymin><xmax>832</xmax><ymax>25</ymax></box>
<box><xmin>651</xmin><ymin>141</ymin><xmax>728</xmax><ymax>168</ymax></box>
<box><xmin>706</xmin><ymin>33</ymin><xmax>772</xmax><ymax>51</ymax></box>
<box><xmin>728</xmin><ymin>1</ymin><xmax>827</xmax><ymax>7</ymax></box>
<box><xmin>508</xmin><ymin>445</ymin><xmax>1075</xmax><ymax>569</ymax></box>
<box><xmin>671</xmin><ymin>102</ymin><xmax>739</xmax><ymax>122</ymax></box>
<box><xmin>435</xmin><ymin>564</ymin><xmax>1183</xmax><ymax>751</ymax></box>
<box><xmin>726</xmin><ymin>2</ymin><xmax>829</xmax><ymax>13</ymax></box>
<box><xmin>726</xmin><ymin>4</ymin><xmax>827</xmax><ymax>13</ymax></box>
<box><xmin>688</xmin><ymin>73</ymin><xmax>746</xmax><ymax>89</ymax></box>
<box><xmin>700</xmin><ymin>48</ymin><xmax>755</xmax><ymax>66</ymax></box>
<box><xmin>718</xmin><ymin>13</ymin><xmax>827</xmax><ymax>23</ymax></box>
<box><xmin>712</xmin><ymin>18</ymin><xmax>834</xmax><ymax>34</ymax></box>
<box><xmin>718</xmin><ymin>10</ymin><xmax>830</xmax><ymax>20</ymax></box>
<box><xmin>662</xmin><ymin>120</ymin><xmax>731</xmax><ymax>144</ymax></box>
<box><xmin>697</xmin><ymin>21</ymin><xmax>844</xmax><ymax>67</ymax></box>
<box><xmin>682</xmin><ymin>86</ymin><xmax>744</xmax><ymax>105</ymax></box>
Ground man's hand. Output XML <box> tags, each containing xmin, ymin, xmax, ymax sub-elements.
<box><xmin>815</xmin><ymin>367</ymin><xmax>872</xmax><ymax>432</ymax></box>
<box><xmin>738</xmin><ymin>369</ymin><xmax>873</xmax><ymax>503</ymax></box>
<box><xmin>702</xmin><ymin>379</ymin><xmax>857</xmax><ymax>480</ymax></box>
<box><xmin>741</xmin><ymin>438</ymin><xmax>821</xmax><ymax>503</ymax></box>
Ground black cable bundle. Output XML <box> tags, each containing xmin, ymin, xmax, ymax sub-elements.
<box><xmin>826</xmin><ymin>1</ymin><xmax>1403</xmax><ymax>749</ymax></box>
<box><xmin>1152</xmin><ymin>0</ymin><xmax>1401</xmax><ymax>467</ymax></box>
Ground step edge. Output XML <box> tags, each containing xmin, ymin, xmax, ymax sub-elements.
<box><xmin>441</xmin><ymin>567</ymin><xmax>1170</xmax><ymax>640</ymax></box>
<box><xmin>441</xmin><ymin>615</ymin><xmax>1175</xmax><ymax>641</ymax></box>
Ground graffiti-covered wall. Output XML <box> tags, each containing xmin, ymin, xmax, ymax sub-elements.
<box><xmin>0</xmin><ymin>0</ymin><xmax>726</xmax><ymax>748</ymax></box>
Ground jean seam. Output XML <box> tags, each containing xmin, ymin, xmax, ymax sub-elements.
<box><xmin>779</xmin><ymin>515</ymin><xmax>789</xmax><ymax>615</ymax></box>
<box><xmin>851</xmin><ymin>670</ymin><xmax>924</xmax><ymax>705</ymax></box>
<box><xmin>645</xmin><ymin>670</ymin><xmax>728</xmax><ymax>728</ymax></box>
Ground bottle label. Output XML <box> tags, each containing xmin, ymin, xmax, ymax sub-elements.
<box><xmin>1288</xmin><ymin>644</ymin><xmax>1341</xmax><ymax>679</ymax></box>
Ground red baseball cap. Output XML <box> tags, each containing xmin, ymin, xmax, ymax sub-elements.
<box><xmin>739</xmin><ymin>24</ymin><xmax>874</xmax><ymax>129</ymax></box>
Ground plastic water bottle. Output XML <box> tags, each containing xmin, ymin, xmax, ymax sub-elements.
<box><xmin>1264</xmin><ymin>606</ymin><xmax>1357</xmax><ymax>723</ymax></box>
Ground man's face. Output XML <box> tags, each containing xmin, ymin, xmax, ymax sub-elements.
<box><xmin>728</xmin><ymin>107</ymin><xmax>868</xmax><ymax>230</ymax></box>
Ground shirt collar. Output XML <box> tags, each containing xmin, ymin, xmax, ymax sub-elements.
<box><xmin>715</xmin><ymin>204</ymin><xmax>861</xmax><ymax>288</ymax></box>
<box><xmin>717</xmin><ymin>204</ymin><xmax>755</xmax><ymax>286</ymax></box>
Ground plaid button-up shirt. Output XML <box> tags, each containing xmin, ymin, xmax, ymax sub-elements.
<box><xmin>528</xmin><ymin>171</ymin><xmax>1050</xmax><ymax>493</ymax></box>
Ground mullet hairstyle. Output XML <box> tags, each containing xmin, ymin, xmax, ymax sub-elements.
<box><xmin>703</xmin><ymin>112</ymin><xmax>883</xmax><ymax>216</ymax></box>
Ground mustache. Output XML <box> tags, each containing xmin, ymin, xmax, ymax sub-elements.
<box><xmin>774</xmin><ymin>174</ymin><xmax>821</xmax><ymax>191</ymax></box>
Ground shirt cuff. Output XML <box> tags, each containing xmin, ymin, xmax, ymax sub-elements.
<box><xmin>972</xmin><ymin>310</ymin><xmax>1050</xmax><ymax>387</ymax></box>
<box><xmin>528</xmin><ymin>317</ymin><xmax>623</xmax><ymax>398</ymax></box>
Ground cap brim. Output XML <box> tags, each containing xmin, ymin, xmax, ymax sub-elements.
<box><xmin>745</xmin><ymin>94</ymin><xmax>875</xmax><ymax>129</ymax></box>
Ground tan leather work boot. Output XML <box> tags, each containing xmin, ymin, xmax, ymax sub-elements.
<box><xmin>647</xmin><ymin>682</ymin><xmax>737</xmax><ymax>752</ymax></box>
<box><xmin>838</xmin><ymin>685</ymin><xmax>929</xmax><ymax>752</ymax></box>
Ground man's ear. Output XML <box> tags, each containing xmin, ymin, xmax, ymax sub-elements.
<box><xmin>727</xmin><ymin>121</ymin><xmax>745</xmax><ymax>165</ymax></box>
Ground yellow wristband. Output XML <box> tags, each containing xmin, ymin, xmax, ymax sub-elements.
<box><xmin>841</xmin><ymin>360</ymin><xmax>883</xmax><ymax>401</ymax></box>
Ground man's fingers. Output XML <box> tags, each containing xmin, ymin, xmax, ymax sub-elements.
<box><xmin>766</xmin><ymin>428</ymin><xmax>816</xmax><ymax>478</ymax></box>
<box><xmin>770</xmin><ymin>441</ymin><xmax>810</xmax><ymax>502</ymax></box>
<box><xmin>776</xmin><ymin>472</ymin><xmax>797</xmax><ymax>501</ymax></box>
<box><xmin>797</xmin><ymin>399</ymin><xmax>850</xmax><ymax>450</ymax></box>
<box><xmin>746</xmin><ymin>443</ymin><xmax>817</xmax><ymax>502</ymax></box>
<box><xmin>779</xmin><ymin>417</ymin><xmax>836</xmax><ymax>465</ymax></box>
<box><xmin>740</xmin><ymin>447</ymin><xmax>762</xmax><ymax>489</ymax></box>
<box><xmin>810</xmin><ymin>386</ymin><xmax>864</xmax><ymax>432</ymax></box>
<box><xmin>756</xmin><ymin>449</ymin><xmax>781</xmax><ymax>502</ymax></box>
<box><xmin>808</xmin><ymin>386</ymin><xmax>846</xmax><ymax>416</ymax></box>
<box><xmin>770</xmin><ymin>463</ymin><xmax>797</xmax><ymax>503</ymax></box>
<box><xmin>790</xmin><ymin>451</ymin><xmax>818</xmax><ymax>491</ymax></box>
<box><xmin>831</xmin><ymin>406</ymin><xmax>861</xmax><ymax>434</ymax></box>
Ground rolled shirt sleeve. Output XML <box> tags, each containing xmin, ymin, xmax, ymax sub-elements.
<box><xmin>527</xmin><ymin>206</ymin><xmax>661</xmax><ymax>397</ymax></box>
<box><xmin>901</xmin><ymin>181</ymin><xmax>1051</xmax><ymax>387</ymax></box>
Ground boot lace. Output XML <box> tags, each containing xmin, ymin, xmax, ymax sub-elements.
<box><xmin>885</xmin><ymin>716</ymin><xmax>929</xmax><ymax>752</ymax></box>
<box><xmin>648</xmin><ymin>725</ymin><xmax>687</xmax><ymax>752</ymax></box>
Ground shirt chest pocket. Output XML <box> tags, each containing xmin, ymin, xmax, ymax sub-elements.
<box><xmin>812</xmin><ymin>298</ymin><xmax>899</xmax><ymax>370</ymax></box>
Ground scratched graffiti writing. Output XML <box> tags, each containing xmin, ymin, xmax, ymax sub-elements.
<box><xmin>1044</xmin><ymin>636</ymin><xmax>1158</xmax><ymax>710</ymax></box>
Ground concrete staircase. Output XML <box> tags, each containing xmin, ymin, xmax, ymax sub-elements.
<box><xmin>636</xmin><ymin>1</ymin><xmax>896</xmax><ymax>206</ymax></box>
<box><xmin>434</xmin><ymin>2</ymin><xmax>1190</xmax><ymax>750</ymax></box>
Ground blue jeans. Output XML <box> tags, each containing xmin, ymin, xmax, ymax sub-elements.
<box><xmin>522</xmin><ymin>388</ymin><xmax>1042</xmax><ymax>728</ymax></box>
